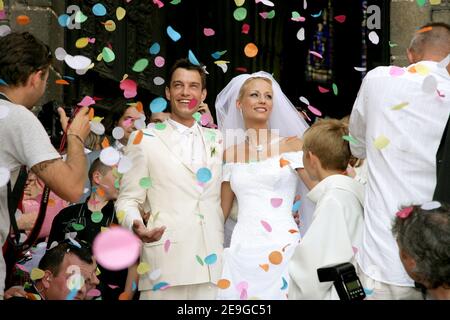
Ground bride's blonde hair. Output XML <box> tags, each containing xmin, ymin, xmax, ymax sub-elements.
<box><xmin>237</xmin><ymin>77</ymin><xmax>272</xmax><ymax>102</ymax></box>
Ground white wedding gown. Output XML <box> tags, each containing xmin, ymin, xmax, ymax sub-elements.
<box><xmin>217</xmin><ymin>152</ymin><xmax>303</xmax><ymax>300</ymax></box>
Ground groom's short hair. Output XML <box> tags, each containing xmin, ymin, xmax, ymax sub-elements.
<box><xmin>168</xmin><ymin>58</ymin><xmax>206</xmax><ymax>89</ymax></box>
<box><xmin>303</xmin><ymin>118</ymin><xmax>351</xmax><ymax>171</ymax></box>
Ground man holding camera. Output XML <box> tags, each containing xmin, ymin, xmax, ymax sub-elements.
<box><xmin>0</xmin><ymin>32</ymin><xmax>90</xmax><ymax>299</ymax></box>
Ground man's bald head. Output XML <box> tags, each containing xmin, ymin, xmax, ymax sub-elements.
<box><xmin>407</xmin><ymin>22</ymin><xmax>450</xmax><ymax>64</ymax></box>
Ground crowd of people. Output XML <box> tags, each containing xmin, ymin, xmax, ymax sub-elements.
<box><xmin>0</xmin><ymin>21</ymin><xmax>449</xmax><ymax>301</ymax></box>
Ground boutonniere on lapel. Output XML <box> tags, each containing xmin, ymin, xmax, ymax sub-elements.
<box><xmin>210</xmin><ymin>145</ymin><xmax>217</xmax><ymax>158</ymax></box>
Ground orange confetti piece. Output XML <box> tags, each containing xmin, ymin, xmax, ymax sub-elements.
<box><xmin>96</xmin><ymin>187</ymin><xmax>105</xmax><ymax>197</ymax></box>
<box><xmin>55</xmin><ymin>79</ymin><xmax>70</xmax><ymax>85</ymax></box>
<box><xmin>118</xmin><ymin>291</ymin><xmax>132</xmax><ymax>300</ymax></box>
<box><xmin>88</xmin><ymin>108</ymin><xmax>95</xmax><ymax>120</ymax></box>
<box><xmin>101</xmin><ymin>137</ymin><xmax>110</xmax><ymax>149</ymax></box>
<box><xmin>259</xmin><ymin>264</ymin><xmax>269</xmax><ymax>272</ymax></box>
<box><xmin>16</xmin><ymin>15</ymin><xmax>30</xmax><ymax>25</ymax></box>
<box><xmin>244</xmin><ymin>43</ymin><xmax>258</xmax><ymax>58</ymax></box>
<box><xmin>268</xmin><ymin>251</ymin><xmax>283</xmax><ymax>265</ymax></box>
<box><xmin>280</xmin><ymin>158</ymin><xmax>290</xmax><ymax>168</ymax></box>
<box><xmin>135</xmin><ymin>101</ymin><xmax>144</xmax><ymax>113</ymax></box>
<box><xmin>408</xmin><ymin>66</ymin><xmax>417</xmax><ymax>73</ymax></box>
<box><xmin>288</xmin><ymin>229</ymin><xmax>299</xmax><ymax>234</ymax></box>
<box><xmin>48</xmin><ymin>198</ymin><xmax>56</xmax><ymax>207</ymax></box>
<box><xmin>217</xmin><ymin>279</ymin><xmax>231</xmax><ymax>289</ymax></box>
<box><xmin>133</xmin><ymin>130</ymin><xmax>144</xmax><ymax>145</ymax></box>
<box><xmin>416</xmin><ymin>26</ymin><xmax>432</xmax><ymax>34</ymax></box>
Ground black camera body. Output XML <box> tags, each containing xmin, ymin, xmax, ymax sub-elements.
<box><xmin>37</xmin><ymin>100</ymin><xmax>72</xmax><ymax>148</ymax></box>
<box><xmin>317</xmin><ymin>262</ymin><xmax>366</xmax><ymax>301</ymax></box>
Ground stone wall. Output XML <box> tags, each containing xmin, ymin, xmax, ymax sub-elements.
<box><xmin>390</xmin><ymin>0</ymin><xmax>450</xmax><ymax>66</ymax></box>
<box><xmin>1</xmin><ymin>0</ymin><xmax>65</xmax><ymax>107</ymax></box>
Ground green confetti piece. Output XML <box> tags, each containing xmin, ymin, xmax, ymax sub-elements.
<box><xmin>205</xmin><ymin>130</ymin><xmax>216</xmax><ymax>142</ymax></box>
<box><xmin>139</xmin><ymin>177</ymin><xmax>152</xmax><ymax>189</ymax></box>
<box><xmin>91</xmin><ymin>211</ymin><xmax>103</xmax><ymax>223</ymax></box>
<box><xmin>132</xmin><ymin>58</ymin><xmax>149</xmax><ymax>72</ymax></box>
<box><xmin>72</xmin><ymin>223</ymin><xmax>85</xmax><ymax>231</ymax></box>
<box><xmin>75</xmin><ymin>11</ymin><xmax>88</xmax><ymax>23</ymax></box>
<box><xmin>342</xmin><ymin>135</ymin><xmax>359</xmax><ymax>145</ymax></box>
<box><xmin>233</xmin><ymin>7</ymin><xmax>247</xmax><ymax>21</ymax></box>
<box><xmin>192</xmin><ymin>112</ymin><xmax>201</xmax><ymax>122</ymax></box>
<box><xmin>416</xmin><ymin>0</ymin><xmax>426</xmax><ymax>7</ymax></box>
<box><xmin>292</xmin><ymin>11</ymin><xmax>301</xmax><ymax>20</ymax></box>
<box><xmin>102</xmin><ymin>47</ymin><xmax>115</xmax><ymax>63</ymax></box>
<box><xmin>155</xmin><ymin>123</ymin><xmax>166</xmax><ymax>130</ymax></box>
<box><xmin>114</xmin><ymin>179</ymin><xmax>120</xmax><ymax>189</ymax></box>
<box><xmin>267</xmin><ymin>10</ymin><xmax>276</xmax><ymax>19</ymax></box>
<box><xmin>332</xmin><ymin>83</ymin><xmax>338</xmax><ymax>95</ymax></box>
<box><xmin>388</xmin><ymin>41</ymin><xmax>398</xmax><ymax>48</ymax></box>
<box><xmin>196</xmin><ymin>255</ymin><xmax>204</xmax><ymax>266</ymax></box>
<box><xmin>170</xmin><ymin>0</ymin><xmax>181</xmax><ymax>4</ymax></box>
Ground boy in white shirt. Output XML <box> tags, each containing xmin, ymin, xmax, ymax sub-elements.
<box><xmin>289</xmin><ymin>119</ymin><xmax>365</xmax><ymax>299</ymax></box>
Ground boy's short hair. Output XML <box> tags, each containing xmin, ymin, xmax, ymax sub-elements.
<box><xmin>303</xmin><ymin>118</ymin><xmax>351</xmax><ymax>171</ymax></box>
<box><xmin>88</xmin><ymin>158</ymin><xmax>112</xmax><ymax>185</ymax></box>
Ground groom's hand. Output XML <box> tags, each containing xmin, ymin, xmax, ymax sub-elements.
<box><xmin>132</xmin><ymin>220</ymin><xmax>166</xmax><ymax>243</ymax></box>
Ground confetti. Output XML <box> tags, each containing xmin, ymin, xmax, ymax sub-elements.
<box><xmin>311</xmin><ymin>11</ymin><xmax>322</xmax><ymax>18</ymax></box>
<box><xmin>92</xmin><ymin>227</ymin><xmax>141</xmax><ymax>271</ymax></box>
<box><xmin>354</xmin><ymin>66</ymin><xmax>367</xmax><ymax>72</ymax></box>
<box><xmin>373</xmin><ymin>135</ymin><xmax>390</xmax><ymax>150</ymax></box>
<box><xmin>204</xmin><ymin>253</ymin><xmax>217</xmax><ymax>265</ymax></box>
<box><xmin>30</xmin><ymin>268</ymin><xmax>45</xmax><ymax>281</ymax></box>
<box><xmin>91</xmin><ymin>211</ymin><xmax>103</xmax><ymax>223</ymax></box>
<box><xmin>196</xmin><ymin>255</ymin><xmax>204</xmax><ymax>266</ymax></box>
<box><xmin>215</xmin><ymin>60</ymin><xmax>230</xmax><ymax>73</ymax></box>
<box><xmin>334</xmin><ymin>15</ymin><xmax>346</xmax><ymax>23</ymax></box>
<box><xmin>291</xmin><ymin>11</ymin><xmax>305</xmax><ymax>22</ymax></box>
<box><xmin>415</xmin><ymin>64</ymin><xmax>430</xmax><ymax>76</ymax></box>
<box><xmin>233</xmin><ymin>7</ymin><xmax>247</xmax><ymax>21</ymax></box>
<box><xmin>256</xmin><ymin>0</ymin><xmax>274</xmax><ymax>6</ymax></box>
<box><xmin>296</xmin><ymin>28</ymin><xmax>305</xmax><ymax>41</ymax></box>
<box><xmin>259</xmin><ymin>10</ymin><xmax>275</xmax><ymax>19</ymax></box>
<box><xmin>120</xmin><ymin>79</ymin><xmax>137</xmax><ymax>99</ymax></box>
<box><xmin>58</xmin><ymin>14</ymin><xmax>70</xmax><ymax>27</ymax></box>
<box><xmin>155</xmin><ymin>123</ymin><xmax>166</xmax><ymax>130</ymax></box>
<box><xmin>389</xmin><ymin>66</ymin><xmax>405</xmax><ymax>77</ymax></box>
<box><xmin>259</xmin><ymin>264</ymin><xmax>269</xmax><ymax>272</ymax></box>
<box><xmin>167</xmin><ymin>26</ymin><xmax>181</xmax><ymax>42</ymax></box>
<box><xmin>154</xmin><ymin>56</ymin><xmax>165</xmax><ymax>68</ymax></box>
<box><xmin>416</xmin><ymin>0</ymin><xmax>426</xmax><ymax>8</ymax></box>
<box><xmin>137</xmin><ymin>262</ymin><xmax>151</xmax><ymax>275</ymax></box>
<box><xmin>104</xmin><ymin>20</ymin><xmax>116</xmax><ymax>32</ymax></box>
<box><xmin>342</xmin><ymin>135</ymin><xmax>358</xmax><ymax>145</ymax></box>
<box><xmin>211</xmin><ymin>50</ymin><xmax>227</xmax><ymax>59</ymax></box>
<box><xmin>217</xmin><ymin>279</ymin><xmax>231</xmax><ymax>289</ymax></box>
<box><xmin>368</xmin><ymin>31</ymin><xmax>379</xmax><ymax>45</ymax></box>
<box><xmin>92</xmin><ymin>3</ymin><xmax>107</xmax><ymax>16</ymax></box>
<box><xmin>132</xmin><ymin>58</ymin><xmax>149</xmax><ymax>72</ymax></box>
<box><xmin>396</xmin><ymin>206</ymin><xmax>413</xmax><ymax>218</ymax></box>
<box><xmin>139</xmin><ymin>177</ymin><xmax>152</xmax><ymax>189</ymax></box>
<box><xmin>116</xmin><ymin>7</ymin><xmax>126</xmax><ymax>20</ymax></box>
<box><xmin>271</xmin><ymin>198</ymin><xmax>283</xmax><ymax>208</ymax></box>
<box><xmin>421</xmin><ymin>201</ymin><xmax>441</xmax><ymax>211</ymax></box>
<box><xmin>65</xmin><ymin>54</ymin><xmax>92</xmax><ymax>70</ymax></box>
<box><xmin>112</xmin><ymin>127</ymin><xmax>125</xmax><ymax>140</ymax></box>
<box><xmin>72</xmin><ymin>223</ymin><xmax>85</xmax><ymax>231</ymax></box>
<box><xmin>99</xmin><ymin>147</ymin><xmax>121</xmax><ymax>166</ymax></box>
<box><xmin>261</xmin><ymin>220</ymin><xmax>272</xmax><ymax>232</ymax></box>
<box><xmin>280</xmin><ymin>277</ymin><xmax>288</xmax><ymax>290</ymax></box>
<box><xmin>153</xmin><ymin>77</ymin><xmax>165</xmax><ymax>86</ymax></box>
<box><xmin>292</xmin><ymin>200</ymin><xmax>301</xmax><ymax>212</ymax></box>
<box><xmin>170</xmin><ymin>0</ymin><xmax>181</xmax><ymax>4</ymax></box>
<box><xmin>152</xmin><ymin>282</ymin><xmax>169</xmax><ymax>291</ymax></box>
<box><xmin>244</xmin><ymin>43</ymin><xmax>258</xmax><ymax>58</ymax></box>
<box><xmin>309</xmin><ymin>50</ymin><xmax>323</xmax><ymax>59</ymax></box>
<box><xmin>16</xmin><ymin>15</ymin><xmax>30</xmax><ymax>25</ymax></box>
<box><xmin>75</xmin><ymin>37</ymin><xmax>89</xmax><ymax>49</ymax></box>
<box><xmin>236</xmin><ymin>281</ymin><xmax>248</xmax><ymax>292</ymax></box>
<box><xmin>150</xmin><ymin>97</ymin><xmax>168</xmax><ymax>113</ymax></box>
<box><xmin>149</xmin><ymin>42</ymin><xmax>161</xmax><ymax>55</ymax></box>
<box><xmin>240</xmin><ymin>289</ymin><xmax>248</xmax><ymax>300</ymax></box>
<box><xmin>196</xmin><ymin>168</ymin><xmax>212</xmax><ymax>183</ymax></box>
<box><xmin>241</xmin><ymin>23</ymin><xmax>250</xmax><ymax>34</ymax></box>
<box><xmin>268</xmin><ymin>251</ymin><xmax>283</xmax><ymax>265</ymax></box>
<box><xmin>308</xmin><ymin>105</ymin><xmax>322</xmax><ymax>116</ymax></box>
<box><xmin>55</xmin><ymin>79</ymin><xmax>69</xmax><ymax>85</ymax></box>
<box><xmin>203</xmin><ymin>28</ymin><xmax>215</xmax><ymax>36</ymax></box>
<box><xmin>153</xmin><ymin>0</ymin><xmax>164</xmax><ymax>8</ymax></box>
<box><xmin>318</xmin><ymin>86</ymin><xmax>329</xmax><ymax>93</ymax></box>
<box><xmin>279</xmin><ymin>158</ymin><xmax>290</xmax><ymax>168</ymax></box>
<box><xmin>188</xmin><ymin>50</ymin><xmax>201</xmax><ymax>66</ymax></box>
<box><xmin>332</xmin><ymin>83</ymin><xmax>338</xmax><ymax>95</ymax></box>
<box><xmin>87</xmin><ymin>288</ymin><xmax>101</xmax><ymax>297</ymax></box>
<box><xmin>118</xmin><ymin>291</ymin><xmax>132</xmax><ymax>300</ymax></box>
<box><xmin>391</xmin><ymin>102</ymin><xmax>409</xmax><ymax>111</ymax></box>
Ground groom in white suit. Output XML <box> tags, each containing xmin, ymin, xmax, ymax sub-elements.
<box><xmin>115</xmin><ymin>59</ymin><xmax>224</xmax><ymax>299</ymax></box>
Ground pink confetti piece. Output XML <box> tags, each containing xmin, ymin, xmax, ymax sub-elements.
<box><xmin>154</xmin><ymin>56</ymin><xmax>165</xmax><ymax>68</ymax></box>
<box><xmin>87</xmin><ymin>288</ymin><xmax>101</xmax><ymax>297</ymax></box>
<box><xmin>200</xmin><ymin>113</ymin><xmax>213</xmax><ymax>126</ymax></box>
<box><xmin>397</xmin><ymin>207</ymin><xmax>413</xmax><ymax>219</ymax></box>
<box><xmin>389</xmin><ymin>66</ymin><xmax>405</xmax><ymax>77</ymax></box>
<box><xmin>188</xmin><ymin>98</ymin><xmax>198</xmax><ymax>110</ymax></box>
<box><xmin>16</xmin><ymin>264</ymin><xmax>29</xmax><ymax>273</ymax></box>
<box><xmin>309</xmin><ymin>50</ymin><xmax>323</xmax><ymax>59</ymax></box>
<box><xmin>334</xmin><ymin>15</ymin><xmax>346</xmax><ymax>23</ymax></box>
<box><xmin>241</xmin><ymin>23</ymin><xmax>250</xmax><ymax>34</ymax></box>
<box><xmin>203</xmin><ymin>28</ymin><xmax>215</xmax><ymax>36</ymax></box>
<box><xmin>240</xmin><ymin>288</ymin><xmax>248</xmax><ymax>300</ymax></box>
<box><xmin>119</xmin><ymin>79</ymin><xmax>138</xmax><ymax>99</ymax></box>
<box><xmin>271</xmin><ymin>198</ymin><xmax>283</xmax><ymax>208</ymax></box>
<box><xmin>88</xmin><ymin>38</ymin><xmax>96</xmax><ymax>44</ymax></box>
<box><xmin>259</xmin><ymin>12</ymin><xmax>268</xmax><ymax>19</ymax></box>
<box><xmin>108</xmin><ymin>284</ymin><xmax>120</xmax><ymax>289</ymax></box>
<box><xmin>164</xmin><ymin>239</ymin><xmax>171</xmax><ymax>253</ymax></box>
<box><xmin>308</xmin><ymin>105</ymin><xmax>322</xmax><ymax>116</ymax></box>
<box><xmin>437</xmin><ymin>89</ymin><xmax>445</xmax><ymax>98</ymax></box>
<box><xmin>318</xmin><ymin>86</ymin><xmax>329</xmax><ymax>93</ymax></box>
<box><xmin>78</xmin><ymin>96</ymin><xmax>95</xmax><ymax>107</ymax></box>
<box><xmin>292</xmin><ymin>16</ymin><xmax>306</xmax><ymax>22</ymax></box>
<box><xmin>236</xmin><ymin>281</ymin><xmax>248</xmax><ymax>292</ymax></box>
<box><xmin>122</xmin><ymin>118</ymin><xmax>133</xmax><ymax>128</ymax></box>
<box><xmin>152</xmin><ymin>0</ymin><xmax>164</xmax><ymax>8</ymax></box>
<box><xmin>261</xmin><ymin>220</ymin><xmax>272</xmax><ymax>232</ymax></box>
<box><xmin>352</xmin><ymin>246</ymin><xmax>358</xmax><ymax>254</ymax></box>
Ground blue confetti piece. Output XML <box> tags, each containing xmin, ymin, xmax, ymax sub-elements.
<box><xmin>152</xmin><ymin>282</ymin><xmax>169</xmax><ymax>291</ymax></box>
<box><xmin>167</xmin><ymin>26</ymin><xmax>181</xmax><ymax>42</ymax></box>
<box><xmin>211</xmin><ymin>50</ymin><xmax>227</xmax><ymax>60</ymax></box>
<box><xmin>364</xmin><ymin>288</ymin><xmax>374</xmax><ymax>296</ymax></box>
<box><xmin>0</xmin><ymin>79</ymin><xmax>8</xmax><ymax>86</ymax></box>
<box><xmin>132</xmin><ymin>281</ymin><xmax>137</xmax><ymax>291</ymax></box>
<box><xmin>58</xmin><ymin>14</ymin><xmax>70</xmax><ymax>27</ymax></box>
<box><xmin>149</xmin><ymin>97</ymin><xmax>168</xmax><ymax>113</ymax></box>
<box><xmin>65</xmin><ymin>288</ymin><xmax>78</xmax><ymax>300</ymax></box>
<box><xmin>204</xmin><ymin>253</ymin><xmax>217</xmax><ymax>265</ymax></box>
<box><xmin>149</xmin><ymin>42</ymin><xmax>161</xmax><ymax>55</ymax></box>
<box><xmin>63</xmin><ymin>76</ymin><xmax>75</xmax><ymax>81</ymax></box>
<box><xmin>280</xmin><ymin>277</ymin><xmax>288</xmax><ymax>290</ymax></box>
<box><xmin>196</xmin><ymin>168</ymin><xmax>212</xmax><ymax>183</ymax></box>
<box><xmin>311</xmin><ymin>10</ymin><xmax>322</xmax><ymax>18</ymax></box>
<box><xmin>292</xmin><ymin>200</ymin><xmax>301</xmax><ymax>212</ymax></box>
<box><xmin>188</xmin><ymin>50</ymin><xmax>200</xmax><ymax>66</ymax></box>
<box><xmin>92</xmin><ymin>3</ymin><xmax>107</xmax><ymax>16</ymax></box>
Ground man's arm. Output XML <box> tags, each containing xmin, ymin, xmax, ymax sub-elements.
<box><xmin>31</xmin><ymin>107</ymin><xmax>90</xmax><ymax>203</ymax></box>
<box><xmin>349</xmin><ymin>78</ymin><xmax>368</xmax><ymax>159</ymax></box>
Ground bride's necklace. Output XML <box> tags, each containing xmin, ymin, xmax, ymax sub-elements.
<box><xmin>245</xmin><ymin>136</ymin><xmax>267</xmax><ymax>153</ymax></box>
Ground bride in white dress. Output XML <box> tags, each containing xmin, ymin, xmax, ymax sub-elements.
<box><xmin>215</xmin><ymin>72</ymin><xmax>313</xmax><ymax>299</ymax></box>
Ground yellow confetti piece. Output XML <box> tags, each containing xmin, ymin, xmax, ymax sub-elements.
<box><xmin>430</xmin><ymin>0</ymin><xmax>441</xmax><ymax>4</ymax></box>
<box><xmin>100</xmin><ymin>226</ymin><xmax>109</xmax><ymax>232</ymax></box>
<box><xmin>121</xmin><ymin>74</ymin><xmax>129</xmax><ymax>81</ymax></box>
<box><xmin>0</xmin><ymin>1</ymin><xmax>4</xmax><ymax>11</ymax></box>
<box><xmin>391</xmin><ymin>102</ymin><xmax>409</xmax><ymax>110</ymax></box>
<box><xmin>373</xmin><ymin>135</ymin><xmax>390</xmax><ymax>150</ymax></box>
<box><xmin>96</xmin><ymin>53</ymin><xmax>103</xmax><ymax>62</ymax></box>
<box><xmin>30</xmin><ymin>268</ymin><xmax>45</xmax><ymax>281</ymax></box>
<box><xmin>75</xmin><ymin>37</ymin><xmax>89</xmax><ymax>49</ymax></box>
<box><xmin>96</xmin><ymin>267</ymin><xmax>101</xmax><ymax>276</ymax></box>
<box><xmin>92</xmin><ymin>116</ymin><xmax>104</xmax><ymax>123</ymax></box>
<box><xmin>104</xmin><ymin>20</ymin><xmax>116</xmax><ymax>32</ymax></box>
<box><xmin>116</xmin><ymin>210</ymin><xmax>125</xmax><ymax>222</ymax></box>
<box><xmin>116</xmin><ymin>7</ymin><xmax>126</xmax><ymax>21</ymax></box>
<box><xmin>137</xmin><ymin>262</ymin><xmax>151</xmax><ymax>275</ymax></box>
<box><xmin>217</xmin><ymin>279</ymin><xmax>231</xmax><ymax>289</ymax></box>
<box><xmin>415</xmin><ymin>64</ymin><xmax>430</xmax><ymax>76</ymax></box>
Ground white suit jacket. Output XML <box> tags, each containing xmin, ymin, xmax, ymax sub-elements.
<box><xmin>115</xmin><ymin>121</ymin><xmax>224</xmax><ymax>290</ymax></box>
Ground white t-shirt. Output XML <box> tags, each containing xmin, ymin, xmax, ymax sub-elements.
<box><xmin>0</xmin><ymin>97</ymin><xmax>60</xmax><ymax>297</ymax></box>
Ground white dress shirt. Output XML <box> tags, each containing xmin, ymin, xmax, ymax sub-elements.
<box><xmin>167</xmin><ymin>118</ymin><xmax>206</xmax><ymax>170</ymax></box>
<box><xmin>349</xmin><ymin>61</ymin><xmax>450</xmax><ymax>286</ymax></box>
